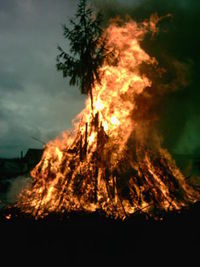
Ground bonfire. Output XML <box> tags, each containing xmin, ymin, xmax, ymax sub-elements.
<box><xmin>17</xmin><ymin>16</ymin><xmax>199</xmax><ymax>220</ymax></box>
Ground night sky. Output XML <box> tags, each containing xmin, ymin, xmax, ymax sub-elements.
<box><xmin>0</xmin><ymin>0</ymin><xmax>200</xmax><ymax>158</ymax></box>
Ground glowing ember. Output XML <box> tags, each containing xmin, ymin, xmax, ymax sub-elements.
<box><xmin>18</xmin><ymin>17</ymin><xmax>199</xmax><ymax>220</ymax></box>
<box><xmin>5</xmin><ymin>214</ymin><xmax>12</xmax><ymax>220</ymax></box>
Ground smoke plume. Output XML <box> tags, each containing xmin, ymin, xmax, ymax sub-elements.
<box><xmin>6</xmin><ymin>176</ymin><xmax>32</xmax><ymax>205</ymax></box>
<box><xmin>94</xmin><ymin>0</ymin><xmax>200</xmax><ymax>158</ymax></box>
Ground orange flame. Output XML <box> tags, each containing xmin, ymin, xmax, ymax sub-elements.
<box><xmin>18</xmin><ymin>17</ymin><xmax>199</xmax><ymax>220</ymax></box>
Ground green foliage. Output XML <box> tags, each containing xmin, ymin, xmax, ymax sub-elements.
<box><xmin>56</xmin><ymin>0</ymin><xmax>108</xmax><ymax>100</ymax></box>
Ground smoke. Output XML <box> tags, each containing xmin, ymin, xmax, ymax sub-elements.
<box><xmin>94</xmin><ymin>0</ymin><xmax>200</xmax><ymax>156</ymax></box>
<box><xmin>6</xmin><ymin>176</ymin><xmax>32</xmax><ymax>205</ymax></box>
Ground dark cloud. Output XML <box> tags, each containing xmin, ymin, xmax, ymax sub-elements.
<box><xmin>0</xmin><ymin>68</ymin><xmax>24</xmax><ymax>92</ymax></box>
<box><xmin>0</xmin><ymin>0</ymin><xmax>85</xmax><ymax>158</ymax></box>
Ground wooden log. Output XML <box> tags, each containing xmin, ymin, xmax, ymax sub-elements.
<box><xmin>93</xmin><ymin>112</ymin><xmax>99</xmax><ymax>203</ymax></box>
<box><xmin>80</xmin><ymin>134</ymin><xmax>83</xmax><ymax>162</ymax></box>
<box><xmin>94</xmin><ymin>166</ymin><xmax>98</xmax><ymax>203</ymax></box>
<box><xmin>94</xmin><ymin>112</ymin><xmax>99</xmax><ymax>130</ymax></box>
<box><xmin>103</xmin><ymin>170</ymin><xmax>113</xmax><ymax>200</ymax></box>
<box><xmin>113</xmin><ymin>176</ymin><xmax>128</xmax><ymax>218</ymax></box>
<box><xmin>84</xmin><ymin>123</ymin><xmax>88</xmax><ymax>157</ymax></box>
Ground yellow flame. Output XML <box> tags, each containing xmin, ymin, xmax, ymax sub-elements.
<box><xmin>17</xmin><ymin>16</ymin><xmax>199</xmax><ymax>220</ymax></box>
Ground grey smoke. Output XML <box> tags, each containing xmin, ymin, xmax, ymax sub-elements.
<box><xmin>0</xmin><ymin>175</ymin><xmax>32</xmax><ymax>209</ymax></box>
<box><xmin>95</xmin><ymin>0</ymin><xmax>200</xmax><ymax>157</ymax></box>
<box><xmin>6</xmin><ymin>175</ymin><xmax>32</xmax><ymax>204</ymax></box>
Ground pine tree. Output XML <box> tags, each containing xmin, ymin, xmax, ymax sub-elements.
<box><xmin>56</xmin><ymin>0</ymin><xmax>108</xmax><ymax>109</ymax></box>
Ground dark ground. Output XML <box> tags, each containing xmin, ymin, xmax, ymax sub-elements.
<box><xmin>0</xmin><ymin>155</ymin><xmax>199</xmax><ymax>265</ymax></box>
<box><xmin>0</xmin><ymin>204</ymin><xmax>200</xmax><ymax>265</ymax></box>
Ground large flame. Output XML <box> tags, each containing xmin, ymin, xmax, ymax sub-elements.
<box><xmin>18</xmin><ymin>17</ymin><xmax>199</xmax><ymax>219</ymax></box>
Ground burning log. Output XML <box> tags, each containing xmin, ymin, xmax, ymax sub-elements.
<box><xmin>84</xmin><ymin>123</ymin><xmax>88</xmax><ymax>158</ymax></box>
<box><xmin>79</xmin><ymin>134</ymin><xmax>83</xmax><ymax>162</ymax></box>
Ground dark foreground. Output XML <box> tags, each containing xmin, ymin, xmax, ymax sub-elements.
<box><xmin>0</xmin><ymin>204</ymin><xmax>200</xmax><ymax>265</ymax></box>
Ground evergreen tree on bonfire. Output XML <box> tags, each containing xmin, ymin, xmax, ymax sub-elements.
<box><xmin>56</xmin><ymin>0</ymin><xmax>110</xmax><ymax>109</ymax></box>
